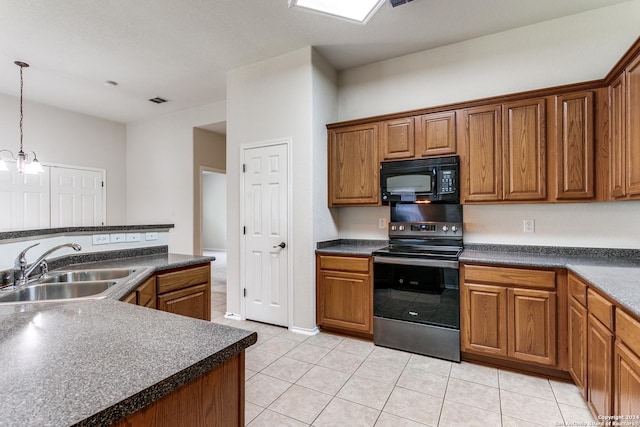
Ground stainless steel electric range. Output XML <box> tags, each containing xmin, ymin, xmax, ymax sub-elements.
<box><xmin>373</xmin><ymin>202</ymin><xmax>463</xmax><ymax>362</ymax></box>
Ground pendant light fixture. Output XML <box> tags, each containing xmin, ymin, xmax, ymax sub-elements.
<box><xmin>0</xmin><ymin>61</ymin><xmax>43</xmax><ymax>174</ymax></box>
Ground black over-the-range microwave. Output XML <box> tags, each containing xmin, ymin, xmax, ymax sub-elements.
<box><xmin>380</xmin><ymin>155</ymin><xmax>459</xmax><ymax>203</ymax></box>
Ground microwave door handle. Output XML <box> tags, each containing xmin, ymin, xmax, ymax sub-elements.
<box><xmin>432</xmin><ymin>169</ymin><xmax>437</xmax><ymax>194</ymax></box>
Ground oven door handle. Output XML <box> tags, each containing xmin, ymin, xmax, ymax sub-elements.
<box><xmin>373</xmin><ymin>256</ymin><xmax>459</xmax><ymax>269</ymax></box>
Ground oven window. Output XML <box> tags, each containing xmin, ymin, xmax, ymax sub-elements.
<box><xmin>374</xmin><ymin>263</ymin><xmax>459</xmax><ymax>329</ymax></box>
<box><xmin>385</xmin><ymin>174</ymin><xmax>432</xmax><ymax>194</ymax></box>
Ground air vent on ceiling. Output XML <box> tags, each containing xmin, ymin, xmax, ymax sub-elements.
<box><xmin>148</xmin><ymin>97</ymin><xmax>169</xmax><ymax>104</ymax></box>
<box><xmin>390</xmin><ymin>0</ymin><xmax>413</xmax><ymax>7</ymax></box>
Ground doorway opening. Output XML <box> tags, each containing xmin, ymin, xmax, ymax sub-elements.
<box><xmin>202</xmin><ymin>170</ymin><xmax>227</xmax><ymax>295</ymax></box>
<box><xmin>193</xmin><ymin>123</ymin><xmax>227</xmax><ymax>317</ymax></box>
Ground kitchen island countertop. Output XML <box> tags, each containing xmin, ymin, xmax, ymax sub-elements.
<box><xmin>0</xmin><ymin>251</ymin><xmax>256</xmax><ymax>426</ymax></box>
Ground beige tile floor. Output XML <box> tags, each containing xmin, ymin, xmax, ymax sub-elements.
<box><xmin>210</xmin><ymin>291</ymin><xmax>596</xmax><ymax>427</ymax></box>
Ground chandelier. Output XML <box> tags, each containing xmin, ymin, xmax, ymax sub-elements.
<box><xmin>0</xmin><ymin>61</ymin><xmax>43</xmax><ymax>174</ymax></box>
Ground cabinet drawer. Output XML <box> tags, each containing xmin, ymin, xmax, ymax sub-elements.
<box><xmin>157</xmin><ymin>265</ymin><xmax>210</xmax><ymax>294</ymax></box>
<box><xmin>137</xmin><ymin>277</ymin><xmax>156</xmax><ymax>307</ymax></box>
<box><xmin>588</xmin><ymin>289</ymin><xmax>615</xmax><ymax>330</ymax></box>
<box><xmin>318</xmin><ymin>255</ymin><xmax>370</xmax><ymax>273</ymax></box>
<box><xmin>568</xmin><ymin>274</ymin><xmax>588</xmax><ymax>306</ymax></box>
<box><xmin>616</xmin><ymin>309</ymin><xmax>640</xmax><ymax>357</ymax></box>
<box><xmin>464</xmin><ymin>265</ymin><xmax>556</xmax><ymax>290</ymax></box>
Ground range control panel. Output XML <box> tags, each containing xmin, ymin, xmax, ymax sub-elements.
<box><xmin>389</xmin><ymin>222</ymin><xmax>463</xmax><ymax>238</ymax></box>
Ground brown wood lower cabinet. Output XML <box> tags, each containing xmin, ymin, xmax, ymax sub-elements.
<box><xmin>120</xmin><ymin>263</ymin><xmax>211</xmax><ymax>321</ymax></box>
<box><xmin>614</xmin><ymin>309</ymin><xmax>640</xmax><ymax>416</ymax></box>
<box><xmin>156</xmin><ymin>264</ymin><xmax>211</xmax><ymax>321</ymax></box>
<box><xmin>587</xmin><ymin>313</ymin><xmax>614</xmax><ymax>417</ymax></box>
<box><xmin>121</xmin><ymin>276</ymin><xmax>156</xmax><ymax>309</ymax></box>
<box><xmin>568</xmin><ymin>296</ymin><xmax>588</xmax><ymax>397</ymax></box>
<box><xmin>316</xmin><ymin>254</ymin><xmax>373</xmax><ymax>337</ymax></box>
<box><xmin>461</xmin><ymin>264</ymin><xmax>558</xmax><ymax>367</ymax></box>
<box><xmin>112</xmin><ymin>352</ymin><xmax>245</xmax><ymax>427</ymax></box>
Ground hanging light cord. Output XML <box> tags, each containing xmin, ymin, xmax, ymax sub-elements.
<box><xmin>18</xmin><ymin>64</ymin><xmax>24</xmax><ymax>153</ymax></box>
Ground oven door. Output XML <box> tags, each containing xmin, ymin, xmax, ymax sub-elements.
<box><xmin>373</xmin><ymin>256</ymin><xmax>459</xmax><ymax>330</ymax></box>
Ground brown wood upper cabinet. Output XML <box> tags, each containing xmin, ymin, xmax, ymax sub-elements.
<box><xmin>328</xmin><ymin>123</ymin><xmax>380</xmax><ymax>206</ymax></box>
<box><xmin>380</xmin><ymin>111</ymin><xmax>456</xmax><ymax>161</ymax></box>
<box><xmin>416</xmin><ymin>111</ymin><xmax>456</xmax><ymax>157</ymax></box>
<box><xmin>461</xmin><ymin>98</ymin><xmax>546</xmax><ymax>203</ymax></box>
<box><xmin>503</xmin><ymin>98</ymin><xmax>547</xmax><ymax>201</ymax></box>
<box><xmin>611</xmin><ymin>53</ymin><xmax>640</xmax><ymax>200</ymax></box>
<box><xmin>553</xmin><ymin>91</ymin><xmax>595</xmax><ymax>200</ymax></box>
<box><xmin>381</xmin><ymin>117</ymin><xmax>415</xmax><ymax>160</ymax></box>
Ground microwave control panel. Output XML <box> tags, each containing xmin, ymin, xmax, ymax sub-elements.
<box><xmin>439</xmin><ymin>169</ymin><xmax>457</xmax><ymax>194</ymax></box>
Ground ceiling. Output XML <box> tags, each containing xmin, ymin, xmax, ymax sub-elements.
<box><xmin>0</xmin><ymin>0</ymin><xmax>632</xmax><ymax>124</ymax></box>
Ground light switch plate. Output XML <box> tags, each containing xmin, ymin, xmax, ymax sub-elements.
<box><xmin>92</xmin><ymin>234</ymin><xmax>110</xmax><ymax>245</ymax></box>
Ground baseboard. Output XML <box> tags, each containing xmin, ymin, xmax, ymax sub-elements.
<box><xmin>204</xmin><ymin>248</ymin><xmax>227</xmax><ymax>252</ymax></box>
<box><xmin>289</xmin><ymin>325</ymin><xmax>319</xmax><ymax>336</ymax></box>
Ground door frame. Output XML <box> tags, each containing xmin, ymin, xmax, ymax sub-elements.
<box><xmin>195</xmin><ymin>166</ymin><xmax>226</xmax><ymax>255</ymax></box>
<box><xmin>239</xmin><ymin>139</ymin><xmax>293</xmax><ymax>328</ymax></box>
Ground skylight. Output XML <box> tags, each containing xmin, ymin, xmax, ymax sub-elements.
<box><xmin>289</xmin><ymin>0</ymin><xmax>385</xmax><ymax>24</ymax></box>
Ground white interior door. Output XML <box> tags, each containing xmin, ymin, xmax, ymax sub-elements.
<box><xmin>50</xmin><ymin>167</ymin><xmax>104</xmax><ymax>227</ymax></box>
<box><xmin>243</xmin><ymin>142</ymin><xmax>289</xmax><ymax>326</ymax></box>
<box><xmin>0</xmin><ymin>166</ymin><xmax>50</xmax><ymax>231</ymax></box>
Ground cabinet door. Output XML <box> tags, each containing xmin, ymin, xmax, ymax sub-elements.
<box><xmin>611</xmin><ymin>74</ymin><xmax>626</xmax><ymax>198</ymax></box>
<box><xmin>461</xmin><ymin>105</ymin><xmax>502</xmax><ymax>202</ymax></box>
<box><xmin>122</xmin><ymin>291</ymin><xmax>137</xmax><ymax>304</ymax></box>
<box><xmin>614</xmin><ymin>341</ymin><xmax>640</xmax><ymax>417</ymax></box>
<box><xmin>328</xmin><ymin>123</ymin><xmax>380</xmax><ymax>206</ymax></box>
<box><xmin>416</xmin><ymin>111</ymin><xmax>456</xmax><ymax>157</ymax></box>
<box><xmin>460</xmin><ymin>282</ymin><xmax>508</xmax><ymax>357</ymax></box>
<box><xmin>381</xmin><ymin>118</ymin><xmax>415</xmax><ymax>160</ymax></box>
<box><xmin>508</xmin><ymin>287</ymin><xmax>556</xmax><ymax>366</ymax></box>
<box><xmin>588</xmin><ymin>314</ymin><xmax>614</xmax><ymax>418</ymax></box>
<box><xmin>568</xmin><ymin>297</ymin><xmax>588</xmax><ymax>397</ymax></box>
<box><xmin>555</xmin><ymin>92</ymin><xmax>594</xmax><ymax>200</ymax></box>
<box><xmin>157</xmin><ymin>284</ymin><xmax>210</xmax><ymax>321</ymax></box>
<box><xmin>626</xmin><ymin>54</ymin><xmax>640</xmax><ymax>197</ymax></box>
<box><xmin>317</xmin><ymin>270</ymin><xmax>372</xmax><ymax>334</ymax></box>
<box><xmin>503</xmin><ymin>98</ymin><xmax>546</xmax><ymax>201</ymax></box>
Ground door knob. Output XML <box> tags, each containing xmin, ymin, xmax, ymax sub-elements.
<box><xmin>273</xmin><ymin>242</ymin><xmax>286</xmax><ymax>249</ymax></box>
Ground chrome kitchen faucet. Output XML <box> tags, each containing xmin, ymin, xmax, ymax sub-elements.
<box><xmin>13</xmin><ymin>242</ymin><xmax>82</xmax><ymax>286</ymax></box>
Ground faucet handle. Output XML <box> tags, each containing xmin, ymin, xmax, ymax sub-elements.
<box><xmin>16</xmin><ymin>243</ymin><xmax>40</xmax><ymax>266</ymax></box>
<box><xmin>39</xmin><ymin>260</ymin><xmax>49</xmax><ymax>276</ymax></box>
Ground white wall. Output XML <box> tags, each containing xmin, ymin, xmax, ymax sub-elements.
<box><xmin>126</xmin><ymin>101</ymin><xmax>226</xmax><ymax>254</ymax></box>
<box><xmin>0</xmin><ymin>93</ymin><xmax>126</xmax><ymax>225</ymax></box>
<box><xmin>337</xmin><ymin>1</ymin><xmax>640</xmax><ymax>248</ymax></box>
<box><xmin>227</xmin><ymin>47</ymin><xmax>337</xmax><ymax>331</ymax></box>
<box><xmin>202</xmin><ymin>172</ymin><xmax>227</xmax><ymax>250</ymax></box>
<box><xmin>312</xmin><ymin>51</ymin><xmax>340</xmax><ymax>244</ymax></box>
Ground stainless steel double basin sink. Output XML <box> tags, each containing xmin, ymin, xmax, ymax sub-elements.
<box><xmin>0</xmin><ymin>267</ymin><xmax>149</xmax><ymax>304</ymax></box>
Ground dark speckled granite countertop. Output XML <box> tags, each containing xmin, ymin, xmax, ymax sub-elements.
<box><xmin>0</xmin><ymin>249</ymin><xmax>256</xmax><ymax>426</ymax></box>
<box><xmin>315</xmin><ymin>239</ymin><xmax>388</xmax><ymax>256</ymax></box>
<box><xmin>461</xmin><ymin>244</ymin><xmax>640</xmax><ymax>319</ymax></box>
<box><xmin>316</xmin><ymin>240</ymin><xmax>640</xmax><ymax>319</ymax></box>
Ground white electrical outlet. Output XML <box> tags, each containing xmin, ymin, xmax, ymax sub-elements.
<box><xmin>378</xmin><ymin>218</ymin><xmax>387</xmax><ymax>229</ymax></box>
<box><xmin>92</xmin><ymin>234</ymin><xmax>110</xmax><ymax>245</ymax></box>
<box><xmin>126</xmin><ymin>233</ymin><xmax>141</xmax><ymax>242</ymax></box>
<box><xmin>523</xmin><ymin>219</ymin><xmax>535</xmax><ymax>233</ymax></box>
<box><xmin>110</xmin><ymin>233</ymin><xmax>126</xmax><ymax>243</ymax></box>
<box><xmin>145</xmin><ymin>232</ymin><xmax>158</xmax><ymax>241</ymax></box>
